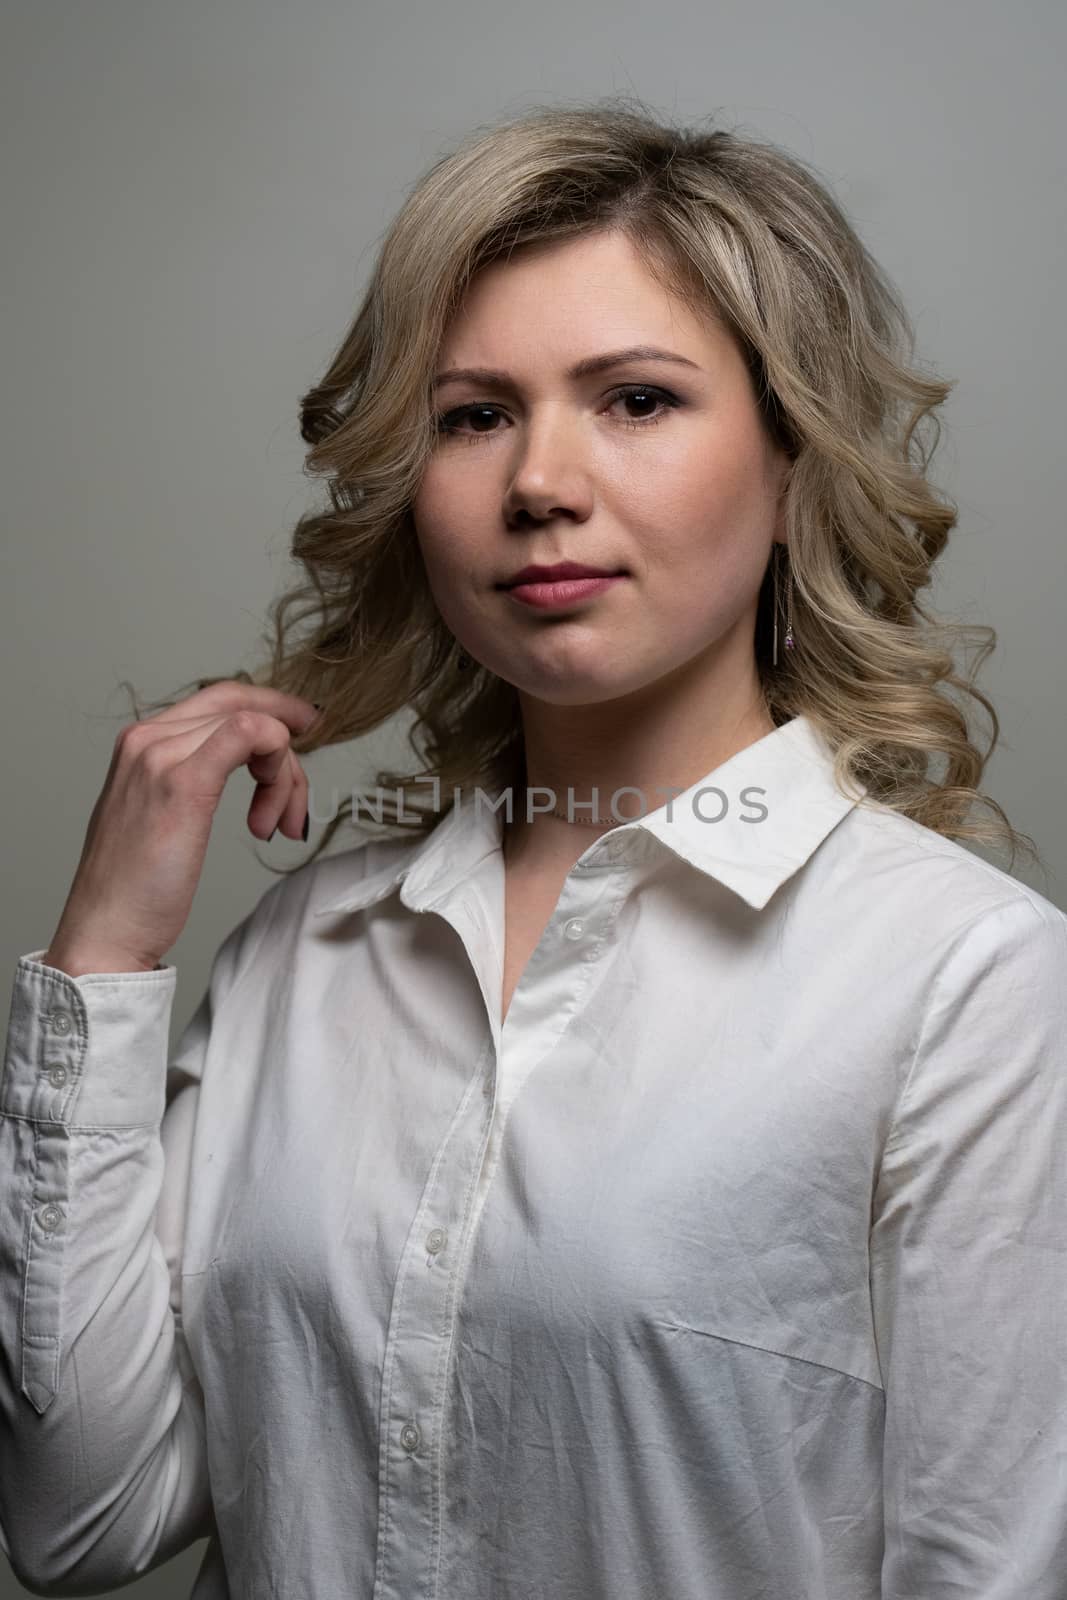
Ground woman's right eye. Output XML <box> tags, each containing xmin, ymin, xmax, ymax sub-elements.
<box><xmin>435</xmin><ymin>405</ymin><xmax>503</xmax><ymax>440</ymax></box>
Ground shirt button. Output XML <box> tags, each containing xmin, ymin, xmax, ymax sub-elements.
<box><xmin>46</xmin><ymin>1064</ymin><xmax>69</xmax><ymax>1088</ymax></box>
<box><xmin>400</xmin><ymin>1421</ymin><xmax>421</xmax><ymax>1453</ymax></box>
<box><xmin>47</xmin><ymin>1009</ymin><xmax>73</xmax><ymax>1036</ymax></box>
<box><xmin>39</xmin><ymin>1204</ymin><xmax>63</xmax><ymax>1232</ymax></box>
<box><xmin>563</xmin><ymin>918</ymin><xmax>585</xmax><ymax>941</ymax></box>
<box><xmin>426</xmin><ymin>1227</ymin><xmax>447</xmax><ymax>1255</ymax></box>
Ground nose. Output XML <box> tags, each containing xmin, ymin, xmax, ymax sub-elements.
<box><xmin>502</xmin><ymin>408</ymin><xmax>593</xmax><ymax>528</ymax></box>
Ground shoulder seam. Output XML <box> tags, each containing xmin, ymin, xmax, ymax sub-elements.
<box><xmin>882</xmin><ymin>895</ymin><xmax>1060</xmax><ymax>1155</ymax></box>
<box><xmin>853</xmin><ymin>805</ymin><xmax>1064</xmax><ymax>924</ymax></box>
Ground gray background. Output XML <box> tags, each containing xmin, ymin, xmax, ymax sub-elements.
<box><xmin>2</xmin><ymin>0</ymin><xmax>1064</xmax><ymax>1593</ymax></box>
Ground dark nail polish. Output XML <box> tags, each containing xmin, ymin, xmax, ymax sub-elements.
<box><xmin>301</xmin><ymin>812</ymin><xmax>309</xmax><ymax>842</ymax></box>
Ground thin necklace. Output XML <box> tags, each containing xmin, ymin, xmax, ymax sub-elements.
<box><xmin>519</xmin><ymin>768</ymin><xmax>628</xmax><ymax>828</ymax></box>
<box><xmin>546</xmin><ymin>805</ymin><xmax>623</xmax><ymax>827</ymax></box>
<box><xmin>525</xmin><ymin>790</ymin><xmax>627</xmax><ymax>828</ymax></box>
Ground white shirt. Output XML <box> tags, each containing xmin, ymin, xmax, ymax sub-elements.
<box><xmin>2</xmin><ymin>712</ymin><xmax>1066</xmax><ymax>1598</ymax></box>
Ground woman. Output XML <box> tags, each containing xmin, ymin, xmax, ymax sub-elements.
<box><xmin>2</xmin><ymin>100</ymin><xmax>1065</xmax><ymax>1598</ymax></box>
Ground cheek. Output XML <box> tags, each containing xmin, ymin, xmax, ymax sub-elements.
<box><xmin>410</xmin><ymin>513</ymin><xmax>479</xmax><ymax>632</ymax></box>
<box><xmin>411</xmin><ymin>514</ymin><xmax>456</xmax><ymax>592</ymax></box>
<box><xmin>412</xmin><ymin>470</ymin><xmax>482</xmax><ymax>574</ymax></box>
<box><xmin>636</xmin><ymin>433</ymin><xmax>777</xmax><ymax>561</ymax></box>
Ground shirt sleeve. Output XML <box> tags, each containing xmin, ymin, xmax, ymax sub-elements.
<box><xmin>869</xmin><ymin>892</ymin><xmax>1067</xmax><ymax>1596</ymax></box>
<box><xmin>0</xmin><ymin>888</ymin><xmax>278</xmax><ymax>1594</ymax></box>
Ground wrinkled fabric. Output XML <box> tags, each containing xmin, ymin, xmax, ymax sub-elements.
<box><xmin>2</xmin><ymin>712</ymin><xmax>1066</xmax><ymax>1598</ymax></box>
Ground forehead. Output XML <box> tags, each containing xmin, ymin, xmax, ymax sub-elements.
<box><xmin>438</xmin><ymin>230</ymin><xmax>730</xmax><ymax>364</ymax></box>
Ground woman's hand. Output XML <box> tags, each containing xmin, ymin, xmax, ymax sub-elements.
<box><xmin>41</xmin><ymin>681</ymin><xmax>320</xmax><ymax>976</ymax></box>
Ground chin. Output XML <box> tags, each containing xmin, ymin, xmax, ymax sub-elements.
<box><xmin>512</xmin><ymin>665</ymin><xmax>658</xmax><ymax>706</ymax></box>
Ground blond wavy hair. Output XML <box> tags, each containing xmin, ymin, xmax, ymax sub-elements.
<box><xmin>132</xmin><ymin>95</ymin><xmax>1042</xmax><ymax>880</ymax></box>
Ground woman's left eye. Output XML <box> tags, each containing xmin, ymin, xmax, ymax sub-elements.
<box><xmin>435</xmin><ymin>385</ymin><xmax>681</xmax><ymax>441</ymax></box>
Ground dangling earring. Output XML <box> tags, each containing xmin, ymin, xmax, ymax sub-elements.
<box><xmin>772</xmin><ymin>551</ymin><xmax>795</xmax><ymax>668</ymax></box>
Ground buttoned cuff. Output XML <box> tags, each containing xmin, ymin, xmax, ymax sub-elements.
<box><xmin>2</xmin><ymin>952</ymin><xmax>178</xmax><ymax>1128</ymax></box>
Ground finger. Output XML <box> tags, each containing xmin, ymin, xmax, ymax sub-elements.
<box><xmin>113</xmin><ymin>711</ymin><xmax>293</xmax><ymax>786</ymax></box>
<box><xmin>275</xmin><ymin>750</ymin><xmax>310</xmax><ymax>839</ymax></box>
<box><xmin>248</xmin><ymin>749</ymin><xmax>311</xmax><ymax>841</ymax></box>
<box><xmin>172</xmin><ymin>714</ymin><xmax>295</xmax><ymax>835</ymax></box>
<box><xmin>138</xmin><ymin>681</ymin><xmax>319</xmax><ymax>736</ymax></box>
<box><xmin>246</xmin><ymin>739</ymin><xmax>295</xmax><ymax>789</ymax></box>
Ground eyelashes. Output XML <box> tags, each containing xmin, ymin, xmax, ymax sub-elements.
<box><xmin>434</xmin><ymin>385</ymin><xmax>682</xmax><ymax>444</ymax></box>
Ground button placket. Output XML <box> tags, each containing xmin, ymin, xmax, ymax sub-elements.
<box><xmin>38</xmin><ymin>1000</ymin><xmax>79</xmax><ymax>1114</ymax></box>
<box><xmin>34</xmin><ymin>996</ymin><xmax>73</xmax><ymax>1236</ymax></box>
<box><xmin>18</xmin><ymin>987</ymin><xmax>84</xmax><ymax>1415</ymax></box>
<box><xmin>374</xmin><ymin>1057</ymin><xmax>493</xmax><ymax>1599</ymax></box>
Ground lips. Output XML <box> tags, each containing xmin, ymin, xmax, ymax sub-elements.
<box><xmin>500</xmin><ymin>563</ymin><xmax>625</xmax><ymax>589</ymax></box>
<box><xmin>503</xmin><ymin>573</ymin><xmax>628</xmax><ymax>610</ymax></box>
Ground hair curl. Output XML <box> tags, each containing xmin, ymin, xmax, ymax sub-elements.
<box><xmin>130</xmin><ymin>93</ymin><xmax>1042</xmax><ymax>881</ymax></box>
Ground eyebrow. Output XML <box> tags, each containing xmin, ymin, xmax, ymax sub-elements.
<box><xmin>431</xmin><ymin>344</ymin><xmax>703</xmax><ymax>391</ymax></box>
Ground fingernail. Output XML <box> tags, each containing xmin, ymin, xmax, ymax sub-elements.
<box><xmin>301</xmin><ymin>812</ymin><xmax>309</xmax><ymax>842</ymax></box>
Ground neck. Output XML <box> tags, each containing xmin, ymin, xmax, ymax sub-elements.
<box><xmin>502</xmin><ymin>655</ymin><xmax>775</xmax><ymax>868</ymax></box>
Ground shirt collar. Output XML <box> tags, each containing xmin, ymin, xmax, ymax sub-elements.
<box><xmin>312</xmin><ymin>713</ymin><xmax>868</xmax><ymax>919</ymax></box>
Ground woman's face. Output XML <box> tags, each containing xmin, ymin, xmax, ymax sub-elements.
<box><xmin>412</xmin><ymin>228</ymin><xmax>790</xmax><ymax>707</ymax></box>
